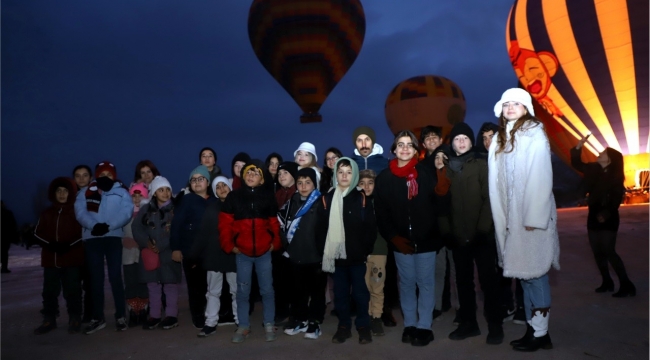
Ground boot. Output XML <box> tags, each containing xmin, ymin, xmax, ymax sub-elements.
<box><xmin>612</xmin><ymin>281</ymin><xmax>636</xmax><ymax>298</ymax></box>
<box><xmin>595</xmin><ymin>278</ymin><xmax>614</xmax><ymax>293</ymax></box>
<box><xmin>510</xmin><ymin>323</ymin><xmax>534</xmax><ymax>346</ymax></box>
<box><xmin>513</xmin><ymin>308</ymin><xmax>553</xmax><ymax>352</ymax></box>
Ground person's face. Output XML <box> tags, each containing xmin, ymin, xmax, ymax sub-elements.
<box><xmin>358</xmin><ymin>178</ymin><xmax>375</xmax><ymax>196</ymax></box>
<box><xmin>190</xmin><ymin>174</ymin><xmax>208</xmax><ymax>194</ymax></box>
<box><xmin>201</xmin><ymin>151</ymin><xmax>215</xmax><ymax>168</ymax></box>
<box><xmin>501</xmin><ymin>101</ymin><xmax>527</xmax><ymax>121</ymax></box>
<box><xmin>434</xmin><ymin>152</ymin><xmax>447</xmax><ymax>170</ymax></box>
<box><xmin>215</xmin><ymin>182</ymin><xmax>230</xmax><ymax>201</ymax></box>
<box><xmin>356</xmin><ymin>135</ymin><xmax>373</xmax><ymax>157</ymax></box>
<box><xmin>55</xmin><ymin>187</ymin><xmax>69</xmax><ymax>204</ymax></box>
<box><xmin>139</xmin><ymin>166</ymin><xmax>154</xmax><ymax>184</ymax></box>
<box><xmin>244</xmin><ymin>168</ymin><xmax>263</xmax><ymax>187</ymax></box>
<box><xmin>423</xmin><ymin>134</ymin><xmax>441</xmax><ymax>152</ymax></box>
<box><xmin>268</xmin><ymin>157</ymin><xmax>280</xmax><ymax>176</ymax></box>
<box><xmin>336</xmin><ymin>165</ymin><xmax>353</xmax><ymax>189</ymax></box>
<box><xmin>597</xmin><ymin>150</ymin><xmax>610</xmax><ymax>168</ymax></box>
<box><xmin>452</xmin><ymin>135</ymin><xmax>472</xmax><ymax>155</ymax></box>
<box><xmin>98</xmin><ymin>170</ymin><xmax>114</xmax><ymax>180</ymax></box>
<box><xmin>233</xmin><ymin>161</ymin><xmax>246</xmax><ymax>178</ymax></box>
<box><xmin>155</xmin><ymin>187</ymin><xmax>172</xmax><ymax>203</ymax></box>
<box><xmin>296</xmin><ymin>177</ymin><xmax>315</xmax><ymax>197</ymax></box>
<box><xmin>482</xmin><ymin>130</ymin><xmax>494</xmax><ymax>150</ymax></box>
<box><xmin>394</xmin><ymin>136</ymin><xmax>417</xmax><ymax>162</ymax></box>
<box><xmin>325</xmin><ymin>152</ymin><xmax>339</xmax><ymax>170</ymax></box>
<box><xmin>278</xmin><ymin>169</ymin><xmax>295</xmax><ymax>188</ymax></box>
<box><xmin>131</xmin><ymin>192</ymin><xmax>143</xmax><ymax>207</ymax></box>
<box><xmin>74</xmin><ymin>169</ymin><xmax>91</xmax><ymax>188</ymax></box>
<box><xmin>294</xmin><ymin>151</ymin><xmax>313</xmax><ymax>167</ymax></box>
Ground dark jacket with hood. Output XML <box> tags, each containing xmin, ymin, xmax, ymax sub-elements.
<box><xmin>170</xmin><ymin>192</ymin><xmax>217</xmax><ymax>258</ymax></box>
<box><xmin>34</xmin><ymin>177</ymin><xmax>84</xmax><ymax>268</ymax></box>
<box><xmin>278</xmin><ymin>191</ymin><xmax>325</xmax><ymax>264</ymax></box>
<box><xmin>189</xmin><ymin>199</ymin><xmax>236</xmax><ymax>273</ymax></box>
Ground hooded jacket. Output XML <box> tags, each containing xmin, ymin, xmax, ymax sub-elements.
<box><xmin>351</xmin><ymin>143</ymin><xmax>389</xmax><ymax>173</ymax></box>
<box><xmin>189</xmin><ymin>199</ymin><xmax>236</xmax><ymax>273</ymax></box>
<box><xmin>278</xmin><ymin>191</ymin><xmax>325</xmax><ymax>264</ymax></box>
<box><xmin>34</xmin><ymin>177</ymin><xmax>84</xmax><ymax>268</ymax></box>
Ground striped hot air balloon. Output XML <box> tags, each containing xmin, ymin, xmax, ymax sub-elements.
<box><xmin>384</xmin><ymin>75</ymin><xmax>466</xmax><ymax>141</ymax></box>
<box><xmin>506</xmin><ymin>0</ymin><xmax>649</xmax><ymax>188</ymax></box>
<box><xmin>248</xmin><ymin>0</ymin><xmax>366</xmax><ymax>123</ymax></box>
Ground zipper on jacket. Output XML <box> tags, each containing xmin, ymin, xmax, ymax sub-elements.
<box><xmin>55</xmin><ymin>208</ymin><xmax>62</xmax><ymax>268</ymax></box>
<box><xmin>251</xmin><ymin>193</ymin><xmax>257</xmax><ymax>256</ymax></box>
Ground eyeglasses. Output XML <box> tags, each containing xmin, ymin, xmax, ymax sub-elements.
<box><xmin>396</xmin><ymin>143</ymin><xmax>415</xmax><ymax>149</ymax></box>
<box><xmin>326</xmin><ymin>156</ymin><xmax>339</xmax><ymax>162</ymax></box>
<box><xmin>502</xmin><ymin>101</ymin><xmax>522</xmax><ymax>108</ymax></box>
<box><xmin>190</xmin><ymin>176</ymin><xmax>207</xmax><ymax>184</ymax></box>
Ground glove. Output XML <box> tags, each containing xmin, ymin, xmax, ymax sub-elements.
<box><xmin>391</xmin><ymin>236</ymin><xmax>414</xmax><ymax>254</ymax></box>
<box><xmin>91</xmin><ymin>223</ymin><xmax>110</xmax><ymax>236</ymax></box>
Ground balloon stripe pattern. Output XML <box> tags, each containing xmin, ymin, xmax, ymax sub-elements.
<box><xmin>506</xmin><ymin>0</ymin><xmax>648</xmax><ymax>157</ymax></box>
<box><xmin>248</xmin><ymin>0</ymin><xmax>366</xmax><ymax>123</ymax></box>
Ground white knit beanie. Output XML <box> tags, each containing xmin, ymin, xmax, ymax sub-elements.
<box><xmin>149</xmin><ymin>176</ymin><xmax>172</xmax><ymax>197</ymax></box>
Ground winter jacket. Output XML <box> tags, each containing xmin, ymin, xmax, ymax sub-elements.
<box><xmin>318</xmin><ymin>188</ymin><xmax>376</xmax><ymax>266</ymax></box>
<box><xmin>275</xmin><ymin>185</ymin><xmax>296</xmax><ymax>209</ymax></box>
<box><xmin>488</xmin><ymin>121</ymin><xmax>560</xmax><ymax>279</ymax></box>
<box><xmin>34</xmin><ymin>177</ymin><xmax>84</xmax><ymax>268</ymax></box>
<box><xmin>189</xmin><ymin>200</ymin><xmax>236</xmax><ymax>273</ymax></box>
<box><xmin>170</xmin><ymin>193</ymin><xmax>216</xmax><ymax>258</ymax></box>
<box><xmin>445</xmin><ymin>151</ymin><xmax>494</xmax><ymax>247</ymax></box>
<box><xmin>219</xmin><ymin>185</ymin><xmax>281</xmax><ymax>257</ymax></box>
<box><xmin>374</xmin><ymin>163</ymin><xmax>442</xmax><ymax>254</ymax></box>
<box><xmin>132</xmin><ymin>200</ymin><xmax>182</xmax><ymax>284</ymax></box>
<box><xmin>570</xmin><ymin>147</ymin><xmax>624</xmax><ymax>232</ymax></box>
<box><xmin>367</xmin><ymin>197</ymin><xmax>388</xmax><ymax>256</ymax></box>
<box><xmin>278</xmin><ymin>192</ymin><xmax>325</xmax><ymax>264</ymax></box>
<box><xmin>75</xmin><ymin>181</ymin><xmax>133</xmax><ymax>240</ymax></box>
<box><xmin>351</xmin><ymin>143</ymin><xmax>389</xmax><ymax>173</ymax></box>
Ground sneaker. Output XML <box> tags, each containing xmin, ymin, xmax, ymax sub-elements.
<box><xmin>116</xmin><ymin>317</ymin><xmax>128</xmax><ymax>331</ymax></box>
<box><xmin>503</xmin><ymin>306</ymin><xmax>516</xmax><ymax>323</ymax></box>
<box><xmin>282</xmin><ymin>317</ymin><xmax>300</xmax><ymax>331</ymax></box>
<box><xmin>411</xmin><ymin>328</ymin><xmax>434</xmax><ymax>347</ymax></box>
<box><xmin>84</xmin><ymin>319</ymin><xmax>106</xmax><ymax>335</ymax></box>
<box><xmin>513</xmin><ymin>307</ymin><xmax>526</xmax><ymax>325</ymax></box>
<box><xmin>34</xmin><ymin>320</ymin><xmax>57</xmax><ymax>335</ymax></box>
<box><xmin>232</xmin><ymin>326</ymin><xmax>251</xmax><ymax>343</ymax></box>
<box><xmin>371</xmin><ymin>317</ymin><xmax>385</xmax><ymax>336</ymax></box>
<box><xmin>332</xmin><ymin>326</ymin><xmax>352</xmax><ymax>344</ymax></box>
<box><xmin>198</xmin><ymin>325</ymin><xmax>217</xmax><ymax>337</ymax></box>
<box><xmin>402</xmin><ymin>326</ymin><xmax>417</xmax><ymax>343</ymax></box>
<box><xmin>218</xmin><ymin>313</ymin><xmax>236</xmax><ymax>326</ymax></box>
<box><xmin>143</xmin><ymin>317</ymin><xmax>161</xmax><ymax>330</ymax></box>
<box><xmin>304</xmin><ymin>322</ymin><xmax>321</xmax><ymax>340</ymax></box>
<box><xmin>284</xmin><ymin>320</ymin><xmax>308</xmax><ymax>335</ymax></box>
<box><xmin>68</xmin><ymin>319</ymin><xmax>81</xmax><ymax>334</ymax></box>
<box><xmin>160</xmin><ymin>316</ymin><xmax>179</xmax><ymax>330</ymax></box>
<box><xmin>448</xmin><ymin>322</ymin><xmax>480</xmax><ymax>340</ymax></box>
<box><xmin>358</xmin><ymin>327</ymin><xmax>372</xmax><ymax>344</ymax></box>
<box><xmin>264</xmin><ymin>323</ymin><xmax>277</xmax><ymax>342</ymax></box>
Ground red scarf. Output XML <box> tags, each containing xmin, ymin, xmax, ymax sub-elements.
<box><xmin>389</xmin><ymin>158</ymin><xmax>419</xmax><ymax>199</ymax></box>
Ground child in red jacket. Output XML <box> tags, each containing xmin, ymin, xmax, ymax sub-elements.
<box><xmin>33</xmin><ymin>177</ymin><xmax>84</xmax><ymax>334</ymax></box>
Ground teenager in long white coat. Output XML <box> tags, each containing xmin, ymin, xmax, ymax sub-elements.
<box><xmin>488</xmin><ymin>88</ymin><xmax>560</xmax><ymax>352</ymax></box>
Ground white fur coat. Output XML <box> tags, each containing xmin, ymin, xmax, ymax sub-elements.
<box><xmin>488</xmin><ymin>121</ymin><xmax>560</xmax><ymax>279</ymax></box>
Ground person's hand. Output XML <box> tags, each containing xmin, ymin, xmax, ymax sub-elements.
<box><xmin>122</xmin><ymin>237</ymin><xmax>138</xmax><ymax>250</ymax></box>
<box><xmin>171</xmin><ymin>250</ymin><xmax>183</xmax><ymax>262</ymax></box>
<box><xmin>576</xmin><ymin>133</ymin><xmax>591</xmax><ymax>149</ymax></box>
<box><xmin>147</xmin><ymin>239</ymin><xmax>159</xmax><ymax>254</ymax></box>
<box><xmin>269</xmin><ymin>244</ymin><xmax>274</xmax><ymax>252</ymax></box>
<box><xmin>91</xmin><ymin>223</ymin><xmax>110</xmax><ymax>236</ymax></box>
<box><xmin>390</xmin><ymin>236</ymin><xmax>414</xmax><ymax>254</ymax></box>
<box><xmin>525</xmin><ymin>226</ymin><xmax>536</xmax><ymax>231</ymax></box>
<box><xmin>232</xmin><ymin>247</ymin><xmax>241</xmax><ymax>254</ymax></box>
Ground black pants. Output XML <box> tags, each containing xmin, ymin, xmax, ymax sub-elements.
<box><xmin>81</xmin><ymin>258</ymin><xmax>93</xmax><ymax>319</ymax></box>
<box><xmin>453</xmin><ymin>238</ymin><xmax>502</xmax><ymax>325</ymax></box>
<box><xmin>42</xmin><ymin>267</ymin><xmax>82</xmax><ymax>321</ymax></box>
<box><xmin>182</xmin><ymin>261</ymin><xmax>207</xmax><ymax>323</ymax></box>
<box><xmin>588</xmin><ymin>229</ymin><xmax>630</xmax><ymax>282</ymax></box>
<box><xmin>272</xmin><ymin>252</ymin><xmax>292</xmax><ymax>319</ymax></box>
<box><xmin>290</xmin><ymin>262</ymin><xmax>327</xmax><ymax>323</ymax></box>
<box><xmin>123</xmin><ymin>263</ymin><xmax>148</xmax><ymax>299</ymax></box>
<box><xmin>383</xmin><ymin>250</ymin><xmax>399</xmax><ymax>310</ymax></box>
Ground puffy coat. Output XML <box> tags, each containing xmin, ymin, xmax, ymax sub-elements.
<box><xmin>170</xmin><ymin>193</ymin><xmax>217</xmax><ymax>257</ymax></box>
<box><xmin>189</xmin><ymin>200</ymin><xmax>236</xmax><ymax>273</ymax></box>
<box><xmin>74</xmin><ymin>181</ymin><xmax>133</xmax><ymax>240</ymax></box>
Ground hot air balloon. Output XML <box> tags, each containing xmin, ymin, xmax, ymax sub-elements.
<box><xmin>384</xmin><ymin>75</ymin><xmax>466</xmax><ymax>141</ymax></box>
<box><xmin>506</xmin><ymin>0</ymin><xmax>649</xmax><ymax>188</ymax></box>
<box><xmin>248</xmin><ymin>0</ymin><xmax>366</xmax><ymax>123</ymax></box>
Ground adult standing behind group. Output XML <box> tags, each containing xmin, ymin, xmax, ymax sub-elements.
<box><xmin>488</xmin><ymin>88</ymin><xmax>560</xmax><ymax>352</ymax></box>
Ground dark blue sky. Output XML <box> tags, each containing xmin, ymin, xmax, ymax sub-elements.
<box><xmin>2</xmin><ymin>0</ymin><xmax>518</xmax><ymax>223</ymax></box>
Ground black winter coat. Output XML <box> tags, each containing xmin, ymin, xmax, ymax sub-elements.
<box><xmin>170</xmin><ymin>193</ymin><xmax>217</xmax><ymax>258</ymax></box>
<box><xmin>278</xmin><ymin>192</ymin><xmax>325</xmax><ymax>265</ymax></box>
<box><xmin>189</xmin><ymin>200</ymin><xmax>236</xmax><ymax>273</ymax></box>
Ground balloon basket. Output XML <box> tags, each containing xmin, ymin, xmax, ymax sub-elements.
<box><xmin>300</xmin><ymin>114</ymin><xmax>322</xmax><ymax>123</ymax></box>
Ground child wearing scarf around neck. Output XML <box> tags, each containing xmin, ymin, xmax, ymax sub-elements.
<box><xmin>277</xmin><ymin>168</ymin><xmax>326</xmax><ymax>339</ymax></box>
<box><xmin>319</xmin><ymin>157</ymin><xmax>376</xmax><ymax>345</ymax></box>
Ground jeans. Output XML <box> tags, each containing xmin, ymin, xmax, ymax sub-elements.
<box><xmin>521</xmin><ymin>274</ymin><xmax>551</xmax><ymax>320</ymax></box>
<box><xmin>84</xmin><ymin>236</ymin><xmax>125</xmax><ymax>320</ymax></box>
<box><xmin>205</xmin><ymin>271</ymin><xmax>237</xmax><ymax>327</ymax></box>
<box><xmin>332</xmin><ymin>264</ymin><xmax>370</xmax><ymax>329</ymax></box>
<box><xmin>236</xmin><ymin>251</ymin><xmax>275</xmax><ymax>327</ymax></box>
<box><xmin>394</xmin><ymin>251</ymin><xmax>436</xmax><ymax>329</ymax></box>
<box><xmin>41</xmin><ymin>267</ymin><xmax>82</xmax><ymax>321</ymax></box>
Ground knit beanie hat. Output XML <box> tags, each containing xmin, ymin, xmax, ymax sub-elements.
<box><xmin>95</xmin><ymin>161</ymin><xmax>117</xmax><ymax>179</ymax></box>
<box><xmin>296</xmin><ymin>167</ymin><xmax>318</xmax><ymax>186</ymax></box>
<box><xmin>199</xmin><ymin>147</ymin><xmax>217</xmax><ymax>163</ymax></box>
<box><xmin>212</xmin><ymin>176</ymin><xmax>232</xmax><ymax>195</ymax></box>
<box><xmin>449</xmin><ymin>122</ymin><xmax>475</xmax><ymax>147</ymax></box>
<box><xmin>231</xmin><ymin>152</ymin><xmax>251</xmax><ymax>177</ymax></box>
<box><xmin>277</xmin><ymin>161</ymin><xmax>299</xmax><ymax>181</ymax></box>
<box><xmin>493</xmin><ymin>88</ymin><xmax>535</xmax><ymax>117</ymax></box>
<box><xmin>352</xmin><ymin>126</ymin><xmax>376</xmax><ymax>146</ymax></box>
<box><xmin>241</xmin><ymin>159</ymin><xmax>266</xmax><ymax>185</ymax></box>
<box><xmin>293</xmin><ymin>142</ymin><xmax>318</xmax><ymax>162</ymax></box>
<box><xmin>129</xmin><ymin>182</ymin><xmax>149</xmax><ymax>199</ymax></box>
<box><xmin>149</xmin><ymin>176</ymin><xmax>172</xmax><ymax>197</ymax></box>
<box><xmin>189</xmin><ymin>165</ymin><xmax>210</xmax><ymax>181</ymax></box>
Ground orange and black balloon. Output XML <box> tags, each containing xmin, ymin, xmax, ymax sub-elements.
<box><xmin>248</xmin><ymin>0</ymin><xmax>366</xmax><ymax>123</ymax></box>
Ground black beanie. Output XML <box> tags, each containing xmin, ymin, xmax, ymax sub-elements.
<box><xmin>449</xmin><ymin>122</ymin><xmax>475</xmax><ymax>147</ymax></box>
<box><xmin>277</xmin><ymin>161</ymin><xmax>299</xmax><ymax>182</ymax></box>
<box><xmin>296</xmin><ymin>167</ymin><xmax>317</xmax><ymax>187</ymax></box>
<box><xmin>199</xmin><ymin>147</ymin><xmax>217</xmax><ymax>163</ymax></box>
<box><xmin>231</xmin><ymin>152</ymin><xmax>251</xmax><ymax>177</ymax></box>
<box><xmin>352</xmin><ymin>126</ymin><xmax>376</xmax><ymax>146</ymax></box>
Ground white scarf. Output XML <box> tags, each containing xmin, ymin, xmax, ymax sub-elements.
<box><xmin>322</xmin><ymin>185</ymin><xmax>349</xmax><ymax>273</ymax></box>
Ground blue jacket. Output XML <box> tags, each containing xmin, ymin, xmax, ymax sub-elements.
<box><xmin>351</xmin><ymin>143</ymin><xmax>389</xmax><ymax>173</ymax></box>
<box><xmin>75</xmin><ymin>182</ymin><xmax>134</xmax><ymax>240</ymax></box>
<box><xmin>170</xmin><ymin>192</ymin><xmax>217</xmax><ymax>257</ymax></box>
